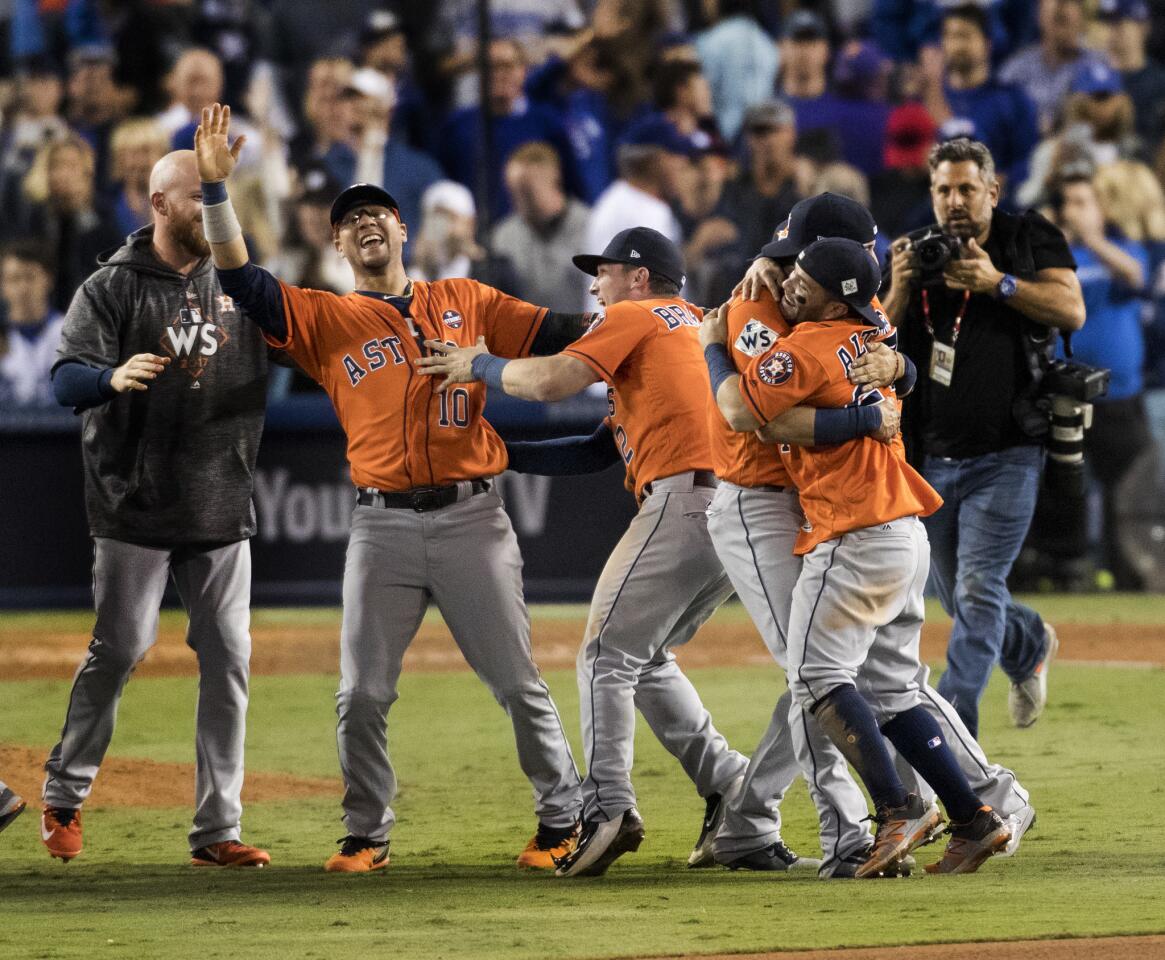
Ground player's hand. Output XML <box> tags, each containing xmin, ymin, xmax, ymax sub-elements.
<box><xmin>110</xmin><ymin>353</ymin><xmax>170</xmax><ymax>393</ymax></box>
<box><xmin>943</xmin><ymin>237</ymin><xmax>1003</xmax><ymax>294</ymax></box>
<box><xmin>733</xmin><ymin>257</ymin><xmax>786</xmax><ymax>302</ymax></box>
<box><xmin>871</xmin><ymin>400</ymin><xmax>901</xmax><ymax>443</ymax></box>
<box><xmin>699</xmin><ymin>301</ymin><xmax>730</xmax><ymax>348</ymax></box>
<box><xmin>194</xmin><ymin>103</ymin><xmax>246</xmax><ymax>182</ymax></box>
<box><xmin>889</xmin><ymin>237</ymin><xmax>918</xmax><ymax>291</ymax></box>
<box><xmin>413</xmin><ymin>336</ymin><xmax>488</xmax><ymax>391</ymax></box>
<box><xmin>849</xmin><ymin>341</ymin><xmax>902</xmax><ymax>388</ymax></box>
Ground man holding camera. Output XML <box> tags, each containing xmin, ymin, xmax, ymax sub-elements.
<box><xmin>882</xmin><ymin>138</ymin><xmax>1086</xmax><ymax>738</ymax></box>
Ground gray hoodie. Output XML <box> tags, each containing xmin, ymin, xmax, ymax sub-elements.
<box><xmin>55</xmin><ymin>226</ymin><xmax>268</xmax><ymax>545</ymax></box>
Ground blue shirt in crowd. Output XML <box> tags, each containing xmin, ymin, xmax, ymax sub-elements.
<box><xmin>944</xmin><ymin>81</ymin><xmax>1039</xmax><ymax>189</ymax></box>
<box><xmin>788</xmin><ymin>94</ymin><xmax>891</xmax><ymax>177</ymax></box>
<box><xmin>1067</xmin><ymin>236</ymin><xmax>1150</xmax><ymax>401</ymax></box>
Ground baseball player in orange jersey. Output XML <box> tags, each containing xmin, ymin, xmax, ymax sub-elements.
<box><xmin>705</xmin><ymin>237</ymin><xmax>1015</xmax><ymax>877</ymax></box>
<box><xmin>195</xmin><ymin>104</ymin><xmax>588</xmax><ymax>872</ymax></box>
<box><xmin>706</xmin><ymin>195</ymin><xmax>1034</xmax><ymax>876</ymax></box>
<box><xmin>418</xmin><ymin>227</ymin><xmax>771</xmax><ymax>878</ymax></box>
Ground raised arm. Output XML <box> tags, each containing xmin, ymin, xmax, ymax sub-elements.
<box><xmin>194</xmin><ymin>102</ymin><xmax>288</xmax><ymax>340</ymax></box>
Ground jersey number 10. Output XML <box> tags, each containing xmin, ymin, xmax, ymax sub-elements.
<box><xmin>438</xmin><ymin>387</ymin><xmax>471</xmax><ymax>428</ymax></box>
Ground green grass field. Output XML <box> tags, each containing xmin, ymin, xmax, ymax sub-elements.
<box><xmin>1</xmin><ymin>604</ymin><xmax>1164</xmax><ymax>960</ymax></box>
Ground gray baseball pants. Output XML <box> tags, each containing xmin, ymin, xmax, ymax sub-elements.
<box><xmin>43</xmin><ymin>537</ymin><xmax>252</xmax><ymax>849</ymax></box>
<box><xmin>710</xmin><ymin>488</ymin><xmax>1029</xmax><ymax>870</ymax></box>
<box><xmin>577</xmin><ymin>473</ymin><xmax>748</xmax><ymax>823</ymax></box>
<box><xmin>336</xmin><ymin>487</ymin><xmax>582</xmax><ymax>842</ymax></box>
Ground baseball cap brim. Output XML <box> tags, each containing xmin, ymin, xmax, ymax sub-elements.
<box><xmin>852</xmin><ymin>300</ymin><xmax>884</xmax><ymax>326</ymax></box>
<box><xmin>759</xmin><ymin>235</ymin><xmax>801</xmax><ymax>260</ymax></box>
<box><xmin>330</xmin><ymin>183</ymin><xmax>402</xmax><ymax>226</ymax></box>
<box><xmin>571</xmin><ymin>253</ymin><xmax>683</xmax><ymax>288</ymax></box>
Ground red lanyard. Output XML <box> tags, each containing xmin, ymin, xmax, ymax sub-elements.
<box><xmin>922</xmin><ymin>288</ymin><xmax>970</xmax><ymax>345</ymax></box>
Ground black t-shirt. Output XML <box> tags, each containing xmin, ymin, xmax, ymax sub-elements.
<box><xmin>893</xmin><ymin>209</ymin><xmax>1076</xmax><ymax>459</ymax></box>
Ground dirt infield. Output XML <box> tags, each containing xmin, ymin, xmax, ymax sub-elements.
<box><xmin>642</xmin><ymin>936</ymin><xmax>1165</xmax><ymax>960</ymax></box>
<box><xmin>0</xmin><ymin>744</ymin><xmax>339</xmax><ymax>810</ymax></box>
<box><xmin>3</xmin><ymin>618</ymin><xmax>1164</xmax><ymax>680</ymax></box>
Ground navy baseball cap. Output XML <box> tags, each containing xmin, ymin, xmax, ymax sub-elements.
<box><xmin>573</xmin><ymin>226</ymin><xmax>687</xmax><ymax>288</ymax></box>
<box><xmin>783</xmin><ymin>10</ymin><xmax>828</xmax><ymax>41</ymax></box>
<box><xmin>1098</xmin><ymin>0</ymin><xmax>1149</xmax><ymax>21</ymax></box>
<box><xmin>795</xmin><ymin>237</ymin><xmax>882</xmax><ymax>326</ymax></box>
<box><xmin>1071</xmin><ymin>60</ymin><xmax>1123</xmax><ymax>96</ymax></box>
<box><xmin>761</xmin><ymin>192</ymin><xmax>877</xmax><ymax>260</ymax></box>
<box><xmin>618</xmin><ymin>115</ymin><xmax>699</xmax><ymax>158</ymax></box>
<box><xmin>330</xmin><ymin>183</ymin><xmax>402</xmax><ymax>226</ymax></box>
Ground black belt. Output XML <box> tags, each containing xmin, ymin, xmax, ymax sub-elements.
<box><xmin>356</xmin><ymin>480</ymin><xmax>490</xmax><ymax>512</ymax></box>
<box><xmin>750</xmin><ymin>484</ymin><xmax>788</xmax><ymax>493</ymax></box>
<box><xmin>641</xmin><ymin>469</ymin><xmax>720</xmax><ymax>498</ymax></box>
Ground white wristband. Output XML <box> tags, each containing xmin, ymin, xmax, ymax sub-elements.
<box><xmin>202</xmin><ymin>198</ymin><xmax>242</xmax><ymax>245</ymax></box>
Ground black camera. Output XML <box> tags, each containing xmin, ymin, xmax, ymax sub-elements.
<box><xmin>905</xmin><ymin>225</ymin><xmax>962</xmax><ymax>286</ymax></box>
<box><xmin>1040</xmin><ymin>360</ymin><xmax>1111</xmax><ymax>498</ymax></box>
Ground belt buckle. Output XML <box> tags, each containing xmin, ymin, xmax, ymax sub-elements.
<box><xmin>410</xmin><ymin>487</ymin><xmax>444</xmax><ymax>512</ymax></box>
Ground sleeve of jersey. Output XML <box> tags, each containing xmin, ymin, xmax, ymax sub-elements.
<box><xmin>270</xmin><ymin>280</ymin><xmax>329</xmax><ymax>379</ymax></box>
<box><xmin>476</xmin><ymin>282</ymin><xmax>549</xmax><ymax>359</ymax></box>
<box><xmin>559</xmin><ymin>304</ymin><xmax>650</xmax><ymax>384</ymax></box>
<box><xmin>739</xmin><ymin>343</ymin><xmax>822</xmax><ymax>424</ymax></box>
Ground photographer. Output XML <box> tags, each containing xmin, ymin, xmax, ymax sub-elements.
<box><xmin>882</xmin><ymin>137</ymin><xmax>1085</xmax><ymax>738</ymax></box>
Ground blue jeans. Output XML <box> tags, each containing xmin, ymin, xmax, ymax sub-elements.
<box><xmin>923</xmin><ymin>446</ymin><xmax>1049</xmax><ymax>737</ymax></box>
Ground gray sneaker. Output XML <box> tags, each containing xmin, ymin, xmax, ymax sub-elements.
<box><xmin>1009</xmin><ymin>623</ymin><xmax>1058</xmax><ymax>728</ymax></box>
<box><xmin>998</xmin><ymin>802</ymin><xmax>1036</xmax><ymax>858</ymax></box>
<box><xmin>0</xmin><ymin>788</ymin><xmax>26</xmax><ymax>835</ymax></box>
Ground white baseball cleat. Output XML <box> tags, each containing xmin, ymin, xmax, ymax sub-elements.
<box><xmin>998</xmin><ymin>802</ymin><xmax>1036</xmax><ymax>858</ymax></box>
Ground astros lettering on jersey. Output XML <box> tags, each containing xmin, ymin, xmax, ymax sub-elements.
<box><xmin>268</xmin><ymin>278</ymin><xmax>546</xmax><ymax>491</ymax></box>
<box><xmin>560</xmin><ymin>297</ymin><xmax>712</xmax><ymax>496</ymax></box>
<box><xmin>739</xmin><ymin>316</ymin><xmax>942</xmax><ymax>554</ymax></box>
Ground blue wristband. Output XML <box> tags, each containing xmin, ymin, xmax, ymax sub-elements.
<box><xmin>814</xmin><ymin>404</ymin><xmax>882</xmax><ymax>445</ymax></box>
<box><xmin>201</xmin><ymin>180</ymin><xmax>228</xmax><ymax>205</ymax></box>
<box><xmin>471</xmin><ymin>352</ymin><xmax>509</xmax><ymax>390</ymax></box>
<box><xmin>704</xmin><ymin>343</ymin><xmax>736</xmax><ymax>394</ymax></box>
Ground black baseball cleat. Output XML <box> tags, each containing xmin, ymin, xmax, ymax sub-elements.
<box><xmin>826</xmin><ymin>846</ymin><xmax>915</xmax><ymax>879</ymax></box>
<box><xmin>721</xmin><ymin>839</ymin><xmax>822</xmax><ymax>873</ymax></box>
<box><xmin>925</xmin><ymin>806</ymin><xmax>1011</xmax><ymax>875</ymax></box>
<box><xmin>688</xmin><ymin>774</ymin><xmax>744</xmax><ymax>868</ymax></box>
<box><xmin>554</xmin><ymin>808</ymin><xmax>644</xmax><ymax>878</ymax></box>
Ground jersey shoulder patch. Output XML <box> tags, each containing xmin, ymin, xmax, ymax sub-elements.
<box><xmin>734</xmin><ymin>318</ymin><xmax>781</xmax><ymax>357</ymax></box>
<box><xmin>757</xmin><ymin>350</ymin><xmax>795</xmax><ymax>386</ymax></box>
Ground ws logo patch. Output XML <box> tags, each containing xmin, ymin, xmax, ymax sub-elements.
<box><xmin>734</xmin><ymin>319</ymin><xmax>779</xmax><ymax>357</ymax></box>
<box><xmin>757</xmin><ymin>351</ymin><xmax>795</xmax><ymax>386</ymax></box>
<box><xmin>160</xmin><ymin>297</ymin><xmax>230</xmax><ymax>388</ymax></box>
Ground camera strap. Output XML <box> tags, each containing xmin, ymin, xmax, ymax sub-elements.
<box><xmin>921</xmin><ymin>289</ymin><xmax>969</xmax><ymax>387</ymax></box>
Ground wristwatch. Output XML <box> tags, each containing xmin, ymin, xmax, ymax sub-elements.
<box><xmin>996</xmin><ymin>273</ymin><xmax>1018</xmax><ymax>300</ymax></box>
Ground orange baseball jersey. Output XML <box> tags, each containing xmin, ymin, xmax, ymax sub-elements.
<box><xmin>708</xmin><ymin>289</ymin><xmax>794</xmax><ymax>488</ymax></box>
<box><xmin>561</xmin><ymin>297</ymin><xmax>712</xmax><ymax>497</ymax></box>
<box><xmin>267</xmin><ymin>277</ymin><xmax>546</xmax><ymax>491</ymax></box>
<box><xmin>739</xmin><ymin>317</ymin><xmax>942</xmax><ymax>554</ymax></box>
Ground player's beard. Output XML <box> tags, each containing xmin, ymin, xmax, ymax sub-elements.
<box><xmin>175</xmin><ymin>214</ymin><xmax>212</xmax><ymax>259</ymax></box>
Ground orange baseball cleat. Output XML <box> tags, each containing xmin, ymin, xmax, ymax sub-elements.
<box><xmin>324</xmin><ymin>835</ymin><xmax>390</xmax><ymax>873</ymax></box>
<box><xmin>41</xmin><ymin>806</ymin><xmax>83</xmax><ymax>861</ymax></box>
<box><xmin>191</xmin><ymin>840</ymin><xmax>271</xmax><ymax>867</ymax></box>
<box><xmin>517</xmin><ymin>821</ymin><xmax>580</xmax><ymax>869</ymax></box>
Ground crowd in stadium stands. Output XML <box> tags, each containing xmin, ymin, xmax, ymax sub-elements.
<box><xmin>2</xmin><ymin>0</ymin><xmax>1165</xmax><ymax>586</ymax></box>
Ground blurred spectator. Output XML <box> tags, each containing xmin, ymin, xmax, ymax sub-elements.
<box><xmin>1093</xmin><ymin>160</ymin><xmax>1165</xmax><ymax>247</ymax></box>
<box><xmin>331</xmin><ymin>67</ymin><xmax>443</xmax><ymax>234</ymax></box>
<box><xmin>524</xmin><ymin>31</ymin><xmax>639</xmax><ymax>203</ymax></box>
<box><xmin>409</xmin><ymin>180</ymin><xmax>522</xmax><ymax>293</ymax></box>
<box><xmin>1049</xmin><ymin>172</ymin><xmax>1151</xmax><ymax>588</ymax></box>
<box><xmin>871</xmin><ymin>0</ymin><xmax>1038</xmax><ymax>64</ymax></box>
<box><xmin>0</xmin><ymin>57</ymin><xmax>69</xmax><ymax>221</ymax></box>
<box><xmin>1100</xmin><ymin>0</ymin><xmax>1165</xmax><ymax>150</ymax></box>
<box><xmin>6</xmin><ymin>134</ymin><xmax>122</xmax><ymax>312</ymax></box>
<box><xmin>106</xmin><ymin>119</ymin><xmax>170</xmax><ymax>236</ymax></box>
<box><xmin>0</xmin><ymin>241</ymin><xmax>63</xmax><ymax>408</ymax></box>
<box><xmin>357</xmin><ymin>8</ymin><xmax>431</xmax><ymax>153</ymax></box>
<box><xmin>711</xmin><ymin>100</ymin><xmax>800</xmax><ymax>263</ymax></box>
<box><xmin>288</xmin><ymin>57</ymin><xmax>357</xmax><ymax>175</ymax></box>
<box><xmin>65</xmin><ymin>44</ymin><xmax>132</xmax><ymax>187</ymax></box>
<box><xmin>438</xmin><ymin>37</ymin><xmax>582</xmax><ymax>220</ymax></box>
<box><xmin>1019</xmin><ymin>62</ymin><xmax>1141</xmax><ymax>208</ymax></box>
<box><xmin>156</xmin><ymin>48</ymin><xmax>227</xmax><ymax>139</ymax></box>
<box><xmin>924</xmin><ymin>5</ymin><xmax>1040</xmax><ymax>192</ymax></box>
<box><xmin>777</xmin><ymin>11</ymin><xmax>830</xmax><ymax>104</ymax></box>
<box><xmin>870</xmin><ymin>102</ymin><xmax>939</xmax><ymax>239</ymax></box>
<box><xmin>999</xmin><ymin>0</ymin><xmax>1109</xmax><ymax>133</ymax></box>
<box><xmin>492</xmin><ymin>142</ymin><xmax>591</xmax><ymax>311</ymax></box>
<box><xmin>585</xmin><ymin>116</ymin><xmax>692</xmax><ymax>260</ymax></box>
<box><xmin>266</xmin><ymin>167</ymin><xmax>352</xmax><ymax>295</ymax></box>
<box><xmin>653</xmin><ymin>59</ymin><xmax>715</xmax><ymax>140</ymax></box>
<box><xmin>694</xmin><ymin>0</ymin><xmax>780</xmax><ymax>141</ymax></box>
